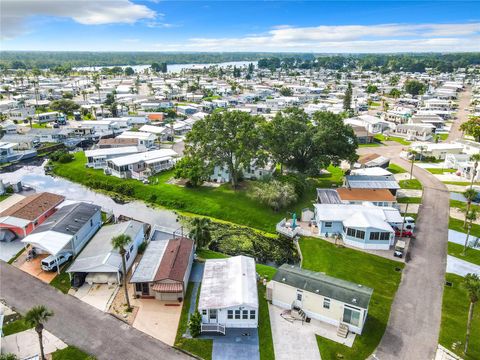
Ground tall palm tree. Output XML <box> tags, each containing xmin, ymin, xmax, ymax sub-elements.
<box><xmin>408</xmin><ymin>149</ymin><xmax>418</xmax><ymax>180</ymax></box>
<box><xmin>24</xmin><ymin>305</ymin><xmax>54</xmax><ymax>360</ymax></box>
<box><xmin>111</xmin><ymin>234</ymin><xmax>132</xmax><ymax>311</ymax></box>
<box><xmin>463</xmin><ymin>209</ymin><xmax>478</xmax><ymax>255</ymax></box>
<box><xmin>463</xmin><ymin>188</ymin><xmax>478</xmax><ymax>227</ymax></box>
<box><xmin>463</xmin><ymin>273</ymin><xmax>480</xmax><ymax>355</ymax></box>
<box><xmin>469</xmin><ymin>154</ymin><xmax>480</xmax><ymax>189</ymax></box>
<box><xmin>189</xmin><ymin>217</ymin><xmax>212</xmax><ymax>249</ymax></box>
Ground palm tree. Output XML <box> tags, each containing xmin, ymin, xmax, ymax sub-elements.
<box><xmin>462</xmin><ymin>209</ymin><xmax>478</xmax><ymax>255</ymax></box>
<box><xmin>463</xmin><ymin>188</ymin><xmax>478</xmax><ymax>227</ymax></box>
<box><xmin>469</xmin><ymin>154</ymin><xmax>480</xmax><ymax>189</ymax></box>
<box><xmin>24</xmin><ymin>305</ymin><xmax>54</xmax><ymax>360</ymax></box>
<box><xmin>463</xmin><ymin>273</ymin><xmax>480</xmax><ymax>355</ymax></box>
<box><xmin>189</xmin><ymin>217</ymin><xmax>212</xmax><ymax>249</ymax></box>
<box><xmin>408</xmin><ymin>149</ymin><xmax>418</xmax><ymax>180</ymax></box>
<box><xmin>111</xmin><ymin>234</ymin><xmax>132</xmax><ymax>311</ymax></box>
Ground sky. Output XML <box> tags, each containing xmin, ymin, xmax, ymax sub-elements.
<box><xmin>1</xmin><ymin>0</ymin><xmax>480</xmax><ymax>53</ymax></box>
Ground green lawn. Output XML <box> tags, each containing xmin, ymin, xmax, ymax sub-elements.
<box><xmin>450</xmin><ymin>200</ymin><xmax>480</xmax><ymax>213</ymax></box>
<box><xmin>53</xmin><ymin>152</ymin><xmax>343</xmax><ymax>233</ymax></box>
<box><xmin>437</xmin><ymin>133</ymin><xmax>449</xmax><ymax>141</ymax></box>
<box><xmin>399</xmin><ymin>179</ymin><xmax>423</xmax><ymax>190</ymax></box>
<box><xmin>1</xmin><ymin>317</ymin><xmax>32</xmax><ymax>336</ymax></box>
<box><xmin>175</xmin><ymin>282</ymin><xmax>213</xmax><ymax>360</ymax></box>
<box><xmin>448</xmin><ymin>242</ymin><xmax>480</xmax><ymax>266</ymax></box>
<box><xmin>426</xmin><ymin>168</ymin><xmax>457</xmax><ymax>175</ymax></box>
<box><xmin>300</xmin><ymin>237</ymin><xmax>404</xmax><ymax>360</ymax></box>
<box><xmin>374</xmin><ymin>134</ymin><xmax>411</xmax><ymax>145</ymax></box>
<box><xmin>397</xmin><ymin>197</ymin><xmax>422</xmax><ymax>204</ymax></box>
<box><xmin>439</xmin><ymin>273</ymin><xmax>480</xmax><ymax>360</ymax></box>
<box><xmin>50</xmin><ymin>268</ymin><xmax>71</xmax><ymax>294</ymax></box>
<box><xmin>449</xmin><ymin>217</ymin><xmax>480</xmax><ymax>238</ymax></box>
<box><xmin>387</xmin><ymin>164</ymin><xmax>406</xmax><ymax>174</ymax></box>
<box><xmin>52</xmin><ymin>346</ymin><xmax>94</xmax><ymax>360</ymax></box>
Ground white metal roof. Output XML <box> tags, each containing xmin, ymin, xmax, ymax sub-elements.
<box><xmin>0</xmin><ymin>215</ymin><xmax>30</xmax><ymax>228</ymax></box>
<box><xmin>139</xmin><ymin>125</ymin><xmax>167</xmax><ymax>134</ymax></box>
<box><xmin>198</xmin><ymin>255</ymin><xmax>258</xmax><ymax>310</ymax></box>
<box><xmin>109</xmin><ymin>149</ymin><xmax>178</xmax><ymax>167</ymax></box>
<box><xmin>117</xmin><ymin>131</ymin><xmax>155</xmax><ymax>140</ymax></box>
<box><xmin>85</xmin><ymin>146</ymin><xmax>140</xmax><ymax>158</ymax></box>
<box><xmin>21</xmin><ymin>230</ymin><xmax>72</xmax><ymax>256</ymax></box>
<box><xmin>350</xmin><ymin>167</ymin><xmax>392</xmax><ymax>177</ymax></box>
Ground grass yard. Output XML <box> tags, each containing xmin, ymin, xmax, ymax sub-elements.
<box><xmin>175</xmin><ymin>282</ymin><xmax>213</xmax><ymax>360</ymax></box>
<box><xmin>439</xmin><ymin>273</ymin><xmax>480</xmax><ymax>360</ymax></box>
<box><xmin>1</xmin><ymin>317</ymin><xmax>32</xmax><ymax>336</ymax></box>
<box><xmin>399</xmin><ymin>179</ymin><xmax>423</xmax><ymax>190</ymax></box>
<box><xmin>387</xmin><ymin>164</ymin><xmax>406</xmax><ymax>174</ymax></box>
<box><xmin>374</xmin><ymin>134</ymin><xmax>411</xmax><ymax>145</ymax></box>
<box><xmin>0</xmin><ymin>194</ymin><xmax>11</xmax><ymax>201</ymax></box>
<box><xmin>53</xmin><ymin>152</ymin><xmax>343</xmax><ymax>233</ymax></box>
<box><xmin>426</xmin><ymin>168</ymin><xmax>457</xmax><ymax>175</ymax></box>
<box><xmin>300</xmin><ymin>237</ymin><xmax>404</xmax><ymax>360</ymax></box>
<box><xmin>52</xmin><ymin>346</ymin><xmax>94</xmax><ymax>360</ymax></box>
<box><xmin>449</xmin><ymin>217</ymin><xmax>480</xmax><ymax>238</ymax></box>
<box><xmin>397</xmin><ymin>197</ymin><xmax>422</xmax><ymax>204</ymax></box>
<box><xmin>448</xmin><ymin>242</ymin><xmax>480</xmax><ymax>266</ymax></box>
<box><xmin>450</xmin><ymin>200</ymin><xmax>480</xmax><ymax>213</ymax></box>
<box><xmin>50</xmin><ymin>268</ymin><xmax>71</xmax><ymax>294</ymax></box>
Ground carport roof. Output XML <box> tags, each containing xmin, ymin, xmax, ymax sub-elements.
<box><xmin>21</xmin><ymin>230</ymin><xmax>72</xmax><ymax>256</ymax></box>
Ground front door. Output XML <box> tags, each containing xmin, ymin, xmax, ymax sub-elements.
<box><xmin>209</xmin><ymin>309</ymin><xmax>218</xmax><ymax>323</ymax></box>
<box><xmin>295</xmin><ymin>290</ymin><xmax>303</xmax><ymax>308</ymax></box>
<box><xmin>343</xmin><ymin>306</ymin><xmax>361</xmax><ymax>327</ymax></box>
<box><xmin>141</xmin><ymin>283</ymin><xmax>149</xmax><ymax>296</ymax></box>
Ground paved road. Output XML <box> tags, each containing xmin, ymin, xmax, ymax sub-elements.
<box><xmin>358</xmin><ymin>148</ymin><xmax>449</xmax><ymax>360</ymax></box>
<box><xmin>447</xmin><ymin>87</ymin><xmax>471</xmax><ymax>142</ymax></box>
<box><xmin>0</xmin><ymin>262</ymin><xmax>190</xmax><ymax>360</ymax></box>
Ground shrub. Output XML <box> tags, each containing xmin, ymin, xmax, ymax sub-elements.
<box><xmin>58</xmin><ymin>153</ymin><xmax>74</xmax><ymax>163</ymax></box>
<box><xmin>137</xmin><ymin>241</ymin><xmax>147</xmax><ymax>254</ymax></box>
<box><xmin>248</xmin><ymin>180</ymin><xmax>297</xmax><ymax>211</ymax></box>
<box><xmin>188</xmin><ymin>311</ymin><xmax>202</xmax><ymax>338</ymax></box>
<box><xmin>149</xmin><ymin>194</ymin><xmax>157</xmax><ymax>203</ymax></box>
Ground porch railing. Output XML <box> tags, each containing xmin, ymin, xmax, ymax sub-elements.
<box><xmin>201</xmin><ymin>323</ymin><xmax>226</xmax><ymax>335</ymax></box>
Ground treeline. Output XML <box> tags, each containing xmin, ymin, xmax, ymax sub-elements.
<box><xmin>0</xmin><ymin>51</ymin><xmax>314</xmax><ymax>70</ymax></box>
<box><xmin>258</xmin><ymin>53</ymin><xmax>480</xmax><ymax>73</ymax></box>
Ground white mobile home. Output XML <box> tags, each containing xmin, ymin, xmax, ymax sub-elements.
<box><xmin>268</xmin><ymin>264</ymin><xmax>373</xmax><ymax>334</ymax></box>
<box><xmin>85</xmin><ymin>146</ymin><xmax>142</xmax><ymax>169</ymax></box>
<box><xmin>198</xmin><ymin>256</ymin><xmax>258</xmax><ymax>333</ymax></box>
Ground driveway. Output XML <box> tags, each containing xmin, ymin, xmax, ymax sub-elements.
<box><xmin>206</xmin><ymin>328</ymin><xmax>259</xmax><ymax>360</ymax></box>
<box><xmin>0</xmin><ymin>261</ymin><xmax>191</xmax><ymax>360</ymax></box>
<box><xmin>17</xmin><ymin>253</ymin><xmax>57</xmax><ymax>283</ymax></box>
<box><xmin>448</xmin><ymin>229</ymin><xmax>480</xmax><ymax>248</ymax></box>
<box><xmin>0</xmin><ymin>240</ymin><xmax>24</xmax><ymax>262</ymax></box>
<box><xmin>446</xmin><ymin>255</ymin><xmax>480</xmax><ymax>276</ymax></box>
<box><xmin>73</xmin><ymin>283</ymin><xmax>119</xmax><ymax>312</ymax></box>
<box><xmin>447</xmin><ymin>87</ymin><xmax>471</xmax><ymax>142</ymax></box>
<box><xmin>132</xmin><ymin>298</ymin><xmax>182</xmax><ymax>346</ymax></box>
<box><xmin>1</xmin><ymin>329</ymin><xmax>67</xmax><ymax>358</ymax></box>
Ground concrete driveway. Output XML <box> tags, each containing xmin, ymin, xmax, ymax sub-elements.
<box><xmin>446</xmin><ymin>255</ymin><xmax>480</xmax><ymax>276</ymax></box>
<box><xmin>209</xmin><ymin>328</ymin><xmax>259</xmax><ymax>360</ymax></box>
<box><xmin>17</xmin><ymin>253</ymin><xmax>57</xmax><ymax>283</ymax></box>
<box><xmin>132</xmin><ymin>298</ymin><xmax>182</xmax><ymax>346</ymax></box>
<box><xmin>1</xmin><ymin>329</ymin><xmax>67</xmax><ymax>358</ymax></box>
<box><xmin>73</xmin><ymin>283</ymin><xmax>119</xmax><ymax>312</ymax></box>
<box><xmin>0</xmin><ymin>241</ymin><xmax>24</xmax><ymax>262</ymax></box>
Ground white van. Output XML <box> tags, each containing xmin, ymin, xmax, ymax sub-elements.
<box><xmin>41</xmin><ymin>253</ymin><xmax>72</xmax><ymax>272</ymax></box>
<box><xmin>404</xmin><ymin>217</ymin><xmax>416</xmax><ymax>230</ymax></box>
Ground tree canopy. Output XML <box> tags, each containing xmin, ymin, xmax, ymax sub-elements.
<box><xmin>49</xmin><ymin>99</ymin><xmax>79</xmax><ymax>115</ymax></box>
<box><xmin>460</xmin><ymin>117</ymin><xmax>480</xmax><ymax>142</ymax></box>
<box><xmin>404</xmin><ymin>79</ymin><xmax>427</xmax><ymax>96</ymax></box>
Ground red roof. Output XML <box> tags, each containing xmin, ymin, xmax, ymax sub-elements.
<box><xmin>154</xmin><ymin>237</ymin><xmax>194</xmax><ymax>282</ymax></box>
<box><xmin>0</xmin><ymin>192</ymin><xmax>64</xmax><ymax>221</ymax></box>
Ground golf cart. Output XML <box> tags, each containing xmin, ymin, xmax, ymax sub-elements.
<box><xmin>394</xmin><ymin>240</ymin><xmax>406</xmax><ymax>258</ymax></box>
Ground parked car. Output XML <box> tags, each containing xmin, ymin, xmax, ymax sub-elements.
<box><xmin>41</xmin><ymin>252</ymin><xmax>72</xmax><ymax>272</ymax></box>
<box><xmin>394</xmin><ymin>240</ymin><xmax>406</xmax><ymax>258</ymax></box>
<box><xmin>403</xmin><ymin>217</ymin><xmax>416</xmax><ymax>230</ymax></box>
<box><xmin>395</xmin><ymin>228</ymin><xmax>413</xmax><ymax>237</ymax></box>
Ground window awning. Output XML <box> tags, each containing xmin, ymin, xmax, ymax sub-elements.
<box><xmin>151</xmin><ymin>282</ymin><xmax>182</xmax><ymax>293</ymax></box>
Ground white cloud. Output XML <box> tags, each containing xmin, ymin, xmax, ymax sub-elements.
<box><xmin>1</xmin><ymin>0</ymin><xmax>156</xmax><ymax>39</ymax></box>
<box><xmin>153</xmin><ymin>22</ymin><xmax>480</xmax><ymax>53</ymax></box>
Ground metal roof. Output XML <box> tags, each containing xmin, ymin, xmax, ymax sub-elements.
<box><xmin>198</xmin><ymin>256</ymin><xmax>258</xmax><ymax>310</ymax></box>
<box><xmin>273</xmin><ymin>264</ymin><xmax>373</xmax><ymax>309</ymax></box>
<box><xmin>130</xmin><ymin>240</ymin><xmax>167</xmax><ymax>283</ymax></box>
<box><xmin>345</xmin><ymin>175</ymin><xmax>400</xmax><ymax>190</ymax></box>
<box><xmin>316</xmin><ymin>189</ymin><xmax>342</xmax><ymax>204</ymax></box>
<box><xmin>32</xmin><ymin>202</ymin><xmax>101</xmax><ymax>236</ymax></box>
<box><xmin>67</xmin><ymin>220</ymin><xmax>144</xmax><ymax>274</ymax></box>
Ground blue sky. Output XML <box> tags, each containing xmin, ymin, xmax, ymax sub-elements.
<box><xmin>1</xmin><ymin>1</ymin><xmax>479</xmax><ymax>52</ymax></box>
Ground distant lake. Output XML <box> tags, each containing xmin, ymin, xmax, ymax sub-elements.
<box><xmin>73</xmin><ymin>61</ymin><xmax>257</xmax><ymax>73</ymax></box>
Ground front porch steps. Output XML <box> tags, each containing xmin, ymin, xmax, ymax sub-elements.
<box><xmin>337</xmin><ymin>323</ymin><xmax>349</xmax><ymax>338</ymax></box>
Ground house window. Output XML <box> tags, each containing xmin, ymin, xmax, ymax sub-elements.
<box><xmin>227</xmin><ymin>310</ymin><xmax>233</xmax><ymax>319</ymax></box>
<box><xmin>380</xmin><ymin>232</ymin><xmax>390</xmax><ymax>240</ymax></box>
<box><xmin>325</xmin><ymin>222</ymin><xmax>332</xmax><ymax>228</ymax></box>
<box><xmin>355</xmin><ymin>230</ymin><xmax>365</xmax><ymax>239</ymax></box>
<box><xmin>250</xmin><ymin>310</ymin><xmax>256</xmax><ymax>319</ymax></box>
<box><xmin>323</xmin><ymin>298</ymin><xmax>330</xmax><ymax>309</ymax></box>
<box><xmin>370</xmin><ymin>232</ymin><xmax>380</xmax><ymax>240</ymax></box>
<box><xmin>202</xmin><ymin>310</ymin><xmax>207</xmax><ymax>315</ymax></box>
<box><xmin>126</xmin><ymin>252</ymin><xmax>130</xmax><ymax>261</ymax></box>
<box><xmin>296</xmin><ymin>292</ymin><xmax>303</xmax><ymax>301</ymax></box>
<box><xmin>346</xmin><ymin>228</ymin><xmax>356</xmax><ymax>237</ymax></box>
<box><xmin>235</xmin><ymin>310</ymin><xmax>241</xmax><ymax>319</ymax></box>
<box><xmin>242</xmin><ymin>310</ymin><xmax>248</xmax><ymax>319</ymax></box>
<box><xmin>135</xmin><ymin>283</ymin><xmax>142</xmax><ymax>292</ymax></box>
<box><xmin>130</xmin><ymin>245</ymin><xmax>134</xmax><ymax>252</ymax></box>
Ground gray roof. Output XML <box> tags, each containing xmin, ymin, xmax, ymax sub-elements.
<box><xmin>273</xmin><ymin>264</ymin><xmax>373</xmax><ymax>309</ymax></box>
<box><xmin>345</xmin><ymin>175</ymin><xmax>400</xmax><ymax>190</ymax></box>
<box><xmin>316</xmin><ymin>189</ymin><xmax>342</xmax><ymax>204</ymax></box>
<box><xmin>32</xmin><ymin>202</ymin><xmax>101</xmax><ymax>236</ymax></box>
<box><xmin>130</xmin><ymin>240</ymin><xmax>168</xmax><ymax>283</ymax></box>
<box><xmin>67</xmin><ymin>220</ymin><xmax>144</xmax><ymax>273</ymax></box>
